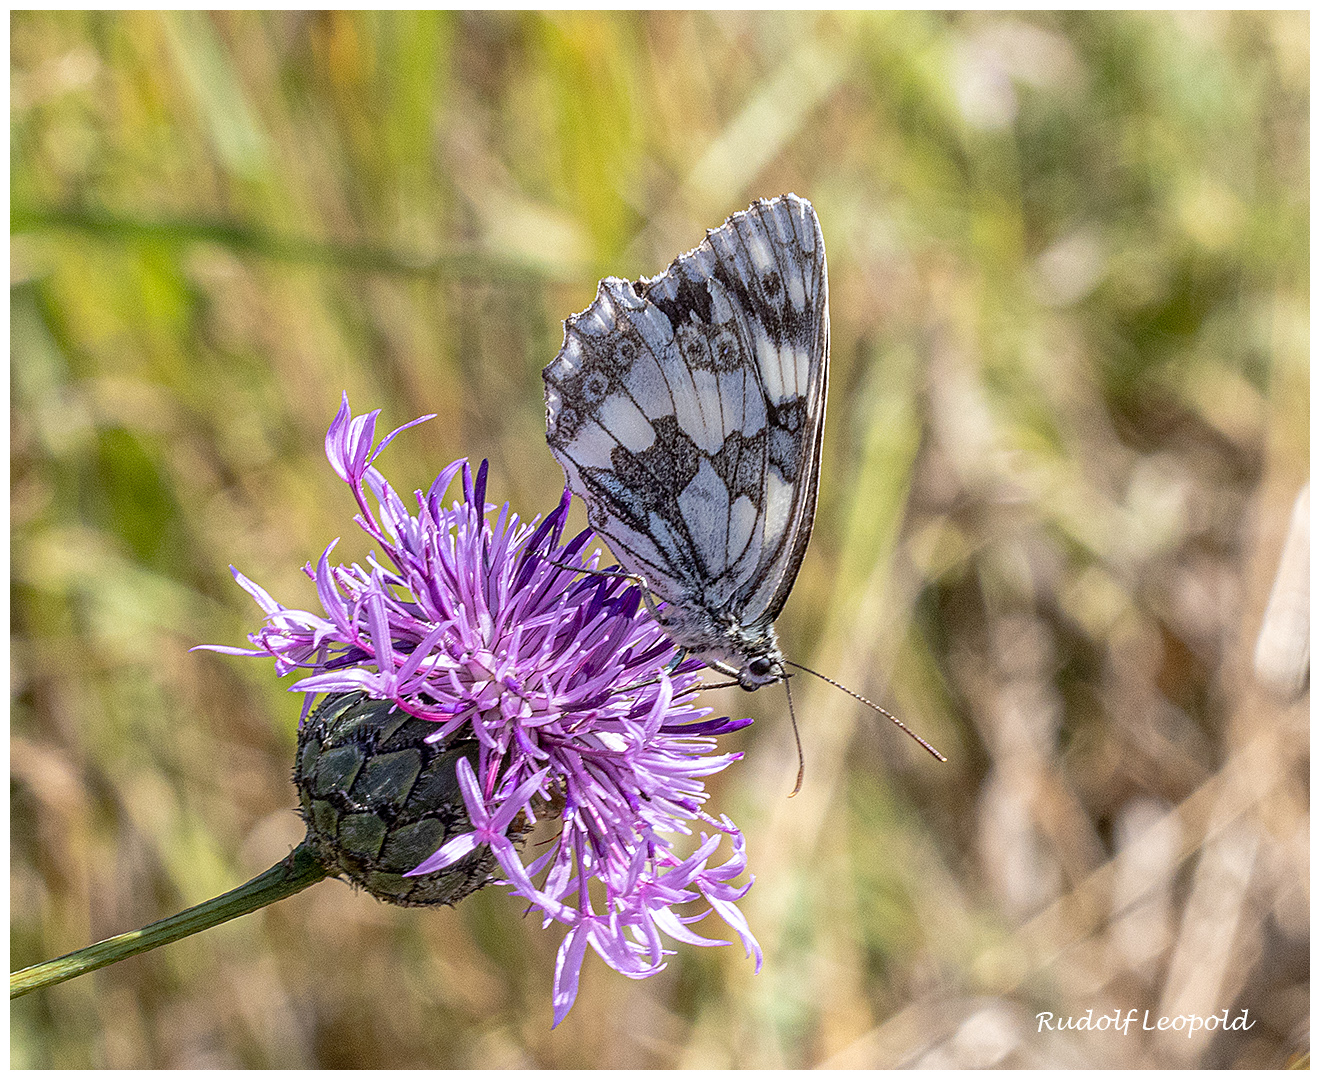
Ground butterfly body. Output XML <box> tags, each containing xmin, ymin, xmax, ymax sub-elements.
<box><xmin>544</xmin><ymin>194</ymin><xmax>828</xmax><ymax>692</ymax></box>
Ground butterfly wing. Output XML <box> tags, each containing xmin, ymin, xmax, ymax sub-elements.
<box><xmin>684</xmin><ymin>194</ymin><xmax>829</xmax><ymax>628</ymax></box>
<box><xmin>543</xmin><ymin>193</ymin><xmax>828</xmax><ymax>636</ymax></box>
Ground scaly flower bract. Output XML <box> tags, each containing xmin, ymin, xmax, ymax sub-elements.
<box><xmin>201</xmin><ymin>395</ymin><xmax>762</xmax><ymax>1025</ymax></box>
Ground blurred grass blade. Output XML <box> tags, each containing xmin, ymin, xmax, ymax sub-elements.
<box><xmin>11</xmin><ymin>205</ymin><xmax>560</xmax><ymax>282</ymax></box>
<box><xmin>161</xmin><ymin>11</ymin><xmax>269</xmax><ymax>177</ymax></box>
<box><xmin>686</xmin><ymin>35</ymin><xmax>846</xmax><ymax>209</ymax></box>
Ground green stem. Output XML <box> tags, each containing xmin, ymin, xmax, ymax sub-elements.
<box><xmin>11</xmin><ymin>841</ymin><xmax>331</xmax><ymax>998</ymax></box>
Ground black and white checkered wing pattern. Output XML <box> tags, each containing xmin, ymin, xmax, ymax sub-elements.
<box><xmin>543</xmin><ymin>194</ymin><xmax>828</xmax><ymax>669</ymax></box>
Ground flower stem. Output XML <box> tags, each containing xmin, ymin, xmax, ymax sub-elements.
<box><xmin>11</xmin><ymin>840</ymin><xmax>331</xmax><ymax>998</ymax></box>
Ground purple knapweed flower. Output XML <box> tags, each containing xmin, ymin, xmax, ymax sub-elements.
<box><xmin>201</xmin><ymin>394</ymin><xmax>762</xmax><ymax>1025</ymax></box>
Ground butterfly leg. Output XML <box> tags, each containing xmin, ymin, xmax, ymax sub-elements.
<box><xmin>529</xmin><ymin>553</ymin><xmax>667</xmax><ymax>622</ymax></box>
<box><xmin>630</xmin><ymin>575</ymin><xmax>669</xmax><ymax>627</ymax></box>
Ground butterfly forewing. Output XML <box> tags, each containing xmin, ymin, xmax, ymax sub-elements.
<box><xmin>544</xmin><ymin>194</ymin><xmax>829</xmax><ymax>684</ymax></box>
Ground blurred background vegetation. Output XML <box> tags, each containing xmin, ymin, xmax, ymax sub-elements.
<box><xmin>11</xmin><ymin>10</ymin><xmax>1308</xmax><ymax>1068</ymax></box>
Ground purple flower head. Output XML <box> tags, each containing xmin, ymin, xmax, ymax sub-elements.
<box><xmin>200</xmin><ymin>394</ymin><xmax>762</xmax><ymax>1026</ymax></box>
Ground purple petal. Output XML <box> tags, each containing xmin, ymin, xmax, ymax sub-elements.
<box><xmin>407</xmin><ymin>830</ymin><xmax>481</xmax><ymax>876</ymax></box>
<box><xmin>488</xmin><ymin>766</ymin><xmax>550</xmax><ymax>835</ymax></box>
<box><xmin>450</xmin><ymin>755</ymin><xmax>490</xmax><ymax>828</ymax></box>
<box><xmin>371</xmin><ymin>413</ymin><xmax>436</xmax><ymax>465</ymax></box>
<box><xmin>324</xmin><ymin>393</ymin><xmax>355</xmax><ymax>481</ymax></box>
<box><xmin>552</xmin><ymin>923</ymin><xmax>590</xmax><ymax>1028</ymax></box>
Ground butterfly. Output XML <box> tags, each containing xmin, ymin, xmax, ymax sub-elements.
<box><xmin>543</xmin><ymin>193</ymin><xmax>828</xmax><ymax>694</ymax></box>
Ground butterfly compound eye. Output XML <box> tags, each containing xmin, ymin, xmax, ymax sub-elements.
<box><xmin>739</xmin><ymin>656</ymin><xmax>776</xmax><ymax>690</ymax></box>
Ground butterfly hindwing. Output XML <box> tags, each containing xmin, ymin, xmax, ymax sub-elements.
<box><xmin>701</xmin><ymin>196</ymin><xmax>829</xmax><ymax>625</ymax></box>
<box><xmin>544</xmin><ymin>194</ymin><xmax>828</xmax><ymax>683</ymax></box>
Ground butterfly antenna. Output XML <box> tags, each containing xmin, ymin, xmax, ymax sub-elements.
<box><xmin>785</xmin><ymin>660</ymin><xmax>947</xmax><ymax>762</ymax></box>
<box><xmin>783</xmin><ymin>672</ymin><xmax>806</xmax><ymax>797</ymax></box>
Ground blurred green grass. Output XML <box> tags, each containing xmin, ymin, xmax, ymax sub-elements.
<box><xmin>11</xmin><ymin>10</ymin><xmax>1308</xmax><ymax>1067</ymax></box>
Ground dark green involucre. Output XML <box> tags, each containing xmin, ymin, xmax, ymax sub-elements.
<box><xmin>295</xmin><ymin>693</ymin><xmax>499</xmax><ymax>907</ymax></box>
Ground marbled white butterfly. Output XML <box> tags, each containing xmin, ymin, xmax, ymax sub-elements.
<box><xmin>543</xmin><ymin>194</ymin><xmax>942</xmax><ymax>783</ymax></box>
<box><xmin>544</xmin><ymin>193</ymin><xmax>824</xmax><ymax>688</ymax></box>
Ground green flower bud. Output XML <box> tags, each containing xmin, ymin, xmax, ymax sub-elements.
<box><xmin>294</xmin><ymin>693</ymin><xmax>502</xmax><ymax>907</ymax></box>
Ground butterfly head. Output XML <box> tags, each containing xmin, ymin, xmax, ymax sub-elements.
<box><xmin>738</xmin><ymin>652</ymin><xmax>786</xmax><ymax>692</ymax></box>
<box><xmin>684</xmin><ymin>615</ymin><xmax>786</xmax><ymax>692</ymax></box>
